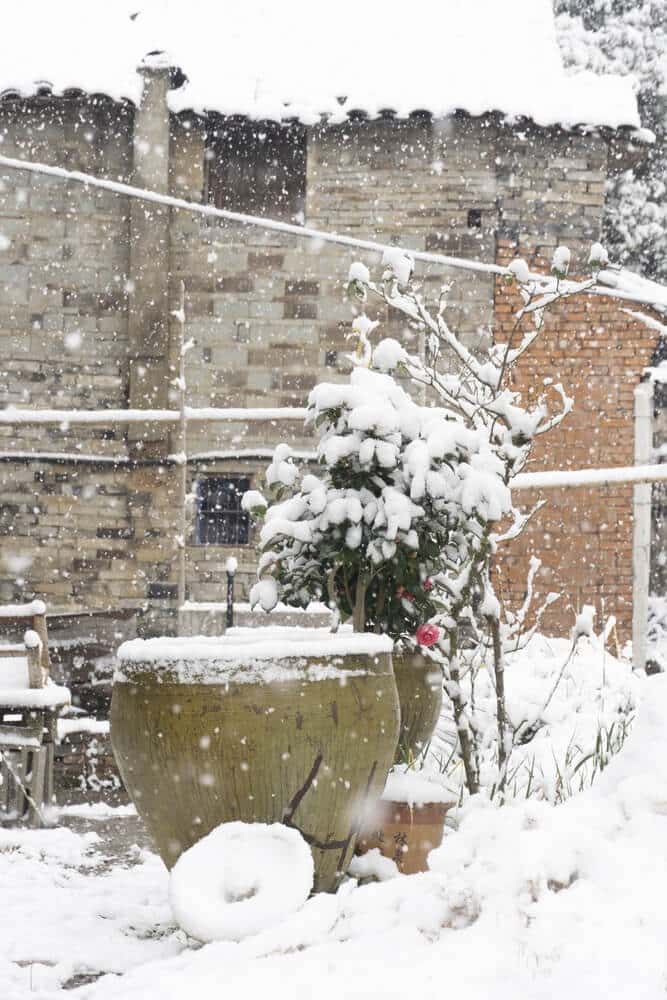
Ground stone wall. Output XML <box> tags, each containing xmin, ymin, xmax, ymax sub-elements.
<box><xmin>0</xmin><ymin>460</ymin><xmax>132</xmax><ymax>606</ymax></box>
<box><xmin>0</xmin><ymin>96</ymin><xmax>132</xmax><ymax>456</ymax></box>
<box><xmin>0</xmin><ymin>86</ymin><xmax>658</xmax><ymax>642</ymax></box>
<box><xmin>0</xmin><ymin>456</ymin><xmax>267</xmax><ymax>634</ymax></box>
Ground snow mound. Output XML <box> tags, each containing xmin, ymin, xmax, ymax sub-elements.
<box><xmin>589</xmin><ymin>673</ymin><xmax>667</xmax><ymax>809</ymax></box>
<box><xmin>0</xmin><ymin>826</ymin><xmax>100</xmax><ymax>866</ymax></box>
<box><xmin>168</xmin><ymin>822</ymin><xmax>314</xmax><ymax>943</ymax></box>
<box><xmin>348</xmin><ymin>848</ymin><xmax>400</xmax><ymax>882</ymax></box>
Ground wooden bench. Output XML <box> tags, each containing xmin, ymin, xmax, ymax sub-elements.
<box><xmin>0</xmin><ymin>601</ymin><xmax>70</xmax><ymax>825</ymax></box>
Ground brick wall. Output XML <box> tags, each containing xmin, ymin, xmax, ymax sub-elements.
<box><xmin>494</xmin><ymin>242</ymin><xmax>659</xmax><ymax>638</ymax></box>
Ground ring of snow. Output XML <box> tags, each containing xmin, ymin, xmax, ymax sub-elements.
<box><xmin>169</xmin><ymin>822</ymin><xmax>314</xmax><ymax>942</ymax></box>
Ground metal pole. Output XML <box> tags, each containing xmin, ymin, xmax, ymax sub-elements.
<box><xmin>226</xmin><ymin>557</ymin><xmax>238</xmax><ymax>630</ymax></box>
<box><xmin>176</xmin><ymin>281</ymin><xmax>187</xmax><ymax>613</ymax></box>
<box><xmin>633</xmin><ymin>379</ymin><xmax>654</xmax><ymax>671</ymax></box>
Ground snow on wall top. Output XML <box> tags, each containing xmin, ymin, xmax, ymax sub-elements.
<box><xmin>0</xmin><ymin>0</ymin><xmax>640</xmax><ymax>129</ymax></box>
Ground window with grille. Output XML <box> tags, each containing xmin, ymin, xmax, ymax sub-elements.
<box><xmin>204</xmin><ymin>119</ymin><xmax>306</xmax><ymax>221</ymax></box>
<box><xmin>195</xmin><ymin>477</ymin><xmax>250</xmax><ymax>546</ymax></box>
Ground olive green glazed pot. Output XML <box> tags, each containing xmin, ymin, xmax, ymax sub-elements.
<box><xmin>111</xmin><ymin>629</ymin><xmax>400</xmax><ymax>893</ymax></box>
<box><xmin>392</xmin><ymin>650</ymin><xmax>443</xmax><ymax>762</ymax></box>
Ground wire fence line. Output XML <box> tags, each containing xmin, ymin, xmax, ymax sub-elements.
<box><xmin>0</xmin><ymin>375</ymin><xmax>665</xmax><ymax>491</ymax></box>
<box><xmin>1</xmin><ymin>153</ymin><xmax>666</xmax><ymax>309</ymax></box>
<box><xmin>0</xmin><ymin>153</ymin><xmax>504</xmax><ymax>278</ymax></box>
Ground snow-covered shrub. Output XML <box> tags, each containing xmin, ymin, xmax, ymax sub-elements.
<box><xmin>245</xmin><ymin>367</ymin><xmax>507</xmax><ymax>635</ymax></box>
<box><xmin>248</xmin><ymin>244</ymin><xmax>611</xmax><ymax>797</ymax></box>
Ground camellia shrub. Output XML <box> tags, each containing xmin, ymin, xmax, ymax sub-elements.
<box><xmin>244</xmin><ymin>362</ymin><xmax>511</xmax><ymax>638</ymax></box>
<box><xmin>245</xmin><ymin>244</ymin><xmax>608</xmax><ymax>795</ymax></box>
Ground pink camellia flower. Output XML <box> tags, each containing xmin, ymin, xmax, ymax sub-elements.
<box><xmin>396</xmin><ymin>585</ymin><xmax>414</xmax><ymax>602</ymax></box>
<box><xmin>415</xmin><ymin>623</ymin><xmax>440</xmax><ymax>647</ymax></box>
<box><xmin>423</xmin><ymin>578</ymin><xmax>433</xmax><ymax>592</ymax></box>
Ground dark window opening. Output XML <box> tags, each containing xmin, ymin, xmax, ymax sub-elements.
<box><xmin>204</xmin><ymin>119</ymin><xmax>306</xmax><ymax>221</ymax></box>
<box><xmin>196</xmin><ymin>477</ymin><xmax>250</xmax><ymax>546</ymax></box>
<box><xmin>467</xmin><ymin>208</ymin><xmax>482</xmax><ymax>230</ymax></box>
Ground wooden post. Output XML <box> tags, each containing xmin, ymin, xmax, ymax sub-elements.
<box><xmin>24</xmin><ymin>632</ymin><xmax>43</xmax><ymax>688</ymax></box>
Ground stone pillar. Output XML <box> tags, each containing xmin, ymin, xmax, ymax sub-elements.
<box><xmin>127</xmin><ymin>53</ymin><xmax>173</xmax><ymax>452</ymax></box>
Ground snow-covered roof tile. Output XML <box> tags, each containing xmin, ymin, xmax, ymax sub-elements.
<box><xmin>0</xmin><ymin>0</ymin><xmax>641</xmax><ymax>129</ymax></box>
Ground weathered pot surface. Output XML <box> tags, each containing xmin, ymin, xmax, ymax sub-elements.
<box><xmin>392</xmin><ymin>649</ymin><xmax>444</xmax><ymax>762</ymax></box>
<box><xmin>111</xmin><ymin>627</ymin><xmax>400</xmax><ymax>893</ymax></box>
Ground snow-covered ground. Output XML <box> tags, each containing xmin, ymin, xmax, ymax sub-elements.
<box><xmin>2</xmin><ymin>641</ymin><xmax>666</xmax><ymax>999</ymax></box>
<box><xmin>432</xmin><ymin>632</ymin><xmax>641</xmax><ymax>803</ymax></box>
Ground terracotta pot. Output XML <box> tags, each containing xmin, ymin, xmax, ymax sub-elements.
<box><xmin>110</xmin><ymin>629</ymin><xmax>400</xmax><ymax>893</ymax></box>
<box><xmin>356</xmin><ymin>798</ymin><xmax>453</xmax><ymax>875</ymax></box>
<box><xmin>392</xmin><ymin>650</ymin><xmax>443</xmax><ymax>762</ymax></box>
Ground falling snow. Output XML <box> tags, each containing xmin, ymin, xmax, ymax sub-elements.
<box><xmin>0</xmin><ymin>0</ymin><xmax>666</xmax><ymax>997</ymax></box>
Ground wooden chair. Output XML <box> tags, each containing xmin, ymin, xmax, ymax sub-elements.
<box><xmin>0</xmin><ymin>601</ymin><xmax>70</xmax><ymax>825</ymax></box>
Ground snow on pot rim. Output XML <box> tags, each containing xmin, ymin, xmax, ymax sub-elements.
<box><xmin>115</xmin><ymin>626</ymin><xmax>393</xmax><ymax>685</ymax></box>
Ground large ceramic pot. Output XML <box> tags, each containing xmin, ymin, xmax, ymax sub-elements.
<box><xmin>111</xmin><ymin>628</ymin><xmax>400</xmax><ymax>893</ymax></box>
<box><xmin>392</xmin><ymin>649</ymin><xmax>443</xmax><ymax>762</ymax></box>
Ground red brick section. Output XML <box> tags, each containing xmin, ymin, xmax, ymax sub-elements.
<box><xmin>494</xmin><ymin>240</ymin><xmax>659</xmax><ymax>640</ymax></box>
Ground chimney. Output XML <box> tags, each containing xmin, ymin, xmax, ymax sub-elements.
<box><xmin>127</xmin><ymin>52</ymin><xmax>182</xmax><ymax>452</ymax></box>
